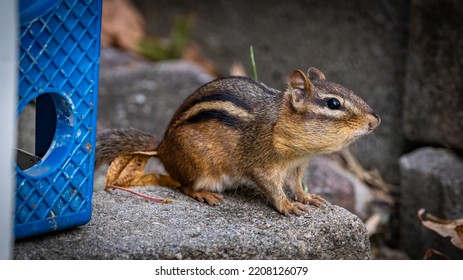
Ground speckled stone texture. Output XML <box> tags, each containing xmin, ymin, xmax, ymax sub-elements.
<box><xmin>15</xmin><ymin>186</ymin><xmax>371</xmax><ymax>259</ymax></box>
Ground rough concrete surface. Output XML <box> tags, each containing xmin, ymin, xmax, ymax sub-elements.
<box><xmin>15</xmin><ymin>186</ymin><xmax>370</xmax><ymax>259</ymax></box>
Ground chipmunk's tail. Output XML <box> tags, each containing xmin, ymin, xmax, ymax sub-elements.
<box><xmin>95</xmin><ymin>128</ymin><xmax>159</xmax><ymax>170</ymax></box>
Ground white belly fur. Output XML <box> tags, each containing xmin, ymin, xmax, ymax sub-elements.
<box><xmin>193</xmin><ymin>174</ymin><xmax>254</xmax><ymax>193</ymax></box>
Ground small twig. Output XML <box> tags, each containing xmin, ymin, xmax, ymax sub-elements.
<box><xmin>106</xmin><ymin>185</ymin><xmax>172</xmax><ymax>204</ymax></box>
<box><xmin>418</xmin><ymin>208</ymin><xmax>463</xmax><ymax>250</ymax></box>
<box><xmin>365</xmin><ymin>213</ymin><xmax>383</xmax><ymax>237</ymax></box>
<box><xmin>420</xmin><ymin>209</ymin><xmax>453</xmax><ymax>224</ymax></box>
<box><xmin>339</xmin><ymin>148</ymin><xmax>392</xmax><ymax>193</ymax></box>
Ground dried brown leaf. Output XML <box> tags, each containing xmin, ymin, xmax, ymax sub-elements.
<box><xmin>456</xmin><ymin>225</ymin><xmax>463</xmax><ymax>248</ymax></box>
<box><xmin>101</xmin><ymin>0</ymin><xmax>146</xmax><ymax>51</ymax></box>
<box><xmin>423</xmin><ymin>248</ymin><xmax>451</xmax><ymax>260</ymax></box>
<box><xmin>105</xmin><ymin>151</ymin><xmax>180</xmax><ymax>188</ymax></box>
<box><xmin>104</xmin><ymin>150</ymin><xmax>155</xmax><ymax>186</ymax></box>
<box><xmin>105</xmin><ymin>154</ymin><xmax>136</xmax><ymax>187</ymax></box>
<box><xmin>104</xmin><ymin>150</ymin><xmax>180</xmax><ymax>204</ymax></box>
<box><xmin>418</xmin><ymin>208</ymin><xmax>463</xmax><ymax>250</ymax></box>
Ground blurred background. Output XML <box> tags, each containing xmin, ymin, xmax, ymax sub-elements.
<box><xmin>96</xmin><ymin>0</ymin><xmax>463</xmax><ymax>259</ymax></box>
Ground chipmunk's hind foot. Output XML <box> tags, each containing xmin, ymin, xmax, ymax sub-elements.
<box><xmin>182</xmin><ymin>187</ymin><xmax>224</xmax><ymax>206</ymax></box>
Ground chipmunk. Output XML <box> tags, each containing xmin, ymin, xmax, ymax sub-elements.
<box><xmin>96</xmin><ymin>67</ymin><xmax>380</xmax><ymax>215</ymax></box>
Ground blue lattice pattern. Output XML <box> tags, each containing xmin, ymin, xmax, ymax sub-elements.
<box><xmin>15</xmin><ymin>0</ymin><xmax>102</xmax><ymax>238</ymax></box>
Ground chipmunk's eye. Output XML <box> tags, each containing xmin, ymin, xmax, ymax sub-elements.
<box><xmin>327</xmin><ymin>98</ymin><xmax>341</xmax><ymax>110</ymax></box>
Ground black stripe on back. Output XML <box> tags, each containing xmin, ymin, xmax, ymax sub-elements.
<box><xmin>185</xmin><ymin>91</ymin><xmax>253</xmax><ymax>113</ymax></box>
<box><xmin>183</xmin><ymin>109</ymin><xmax>245</xmax><ymax>130</ymax></box>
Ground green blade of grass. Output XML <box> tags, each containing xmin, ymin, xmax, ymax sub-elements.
<box><xmin>250</xmin><ymin>45</ymin><xmax>258</xmax><ymax>80</ymax></box>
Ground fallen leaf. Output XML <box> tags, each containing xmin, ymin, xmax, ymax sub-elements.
<box><xmin>104</xmin><ymin>150</ymin><xmax>180</xmax><ymax>203</ymax></box>
<box><xmin>101</xmin><ymin>0</ymin><xmax>146</xmax><ymax>51</ymax></box>
<box><xmin>418</xmin><ymin>208</ymin><xmax>463</xmax><ymax>250</ymax></box>
<box><xmin>457</xmin><ymin>225</ymin><xmax>463</xmax><ymax>247</ymax></box>
<box><xmin>423</xmin><ymin>248</ymin><xmax>451</xmax><ymax>260</ymax></box>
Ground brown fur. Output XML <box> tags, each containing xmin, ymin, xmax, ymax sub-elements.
<box><xmin>95</xmin><ymin>128</ymin><xmax>158</xmax><ymax>170</ymax></box>
<box><xmin>95</xmin><ymin>68</ymin><xmax>380</xmax><ymax>215</ymax></box>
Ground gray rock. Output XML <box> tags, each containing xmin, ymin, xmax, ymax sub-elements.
<box><xmin>399</xmin><ymin>147</ymin><xmax>463</xmax><ymax>259</ymax></box>
<box><xmin>16</xmin><ymin>101</ymin><xmax>36</xmax><ymax>155</ymax></box>
<box><xmin>14</xmin><ymin>186</ymin><xmax>370</xmax><ymax>259</ymax></box>
<box><xmin>133</xmin><ymin>0</ymin><xmax>409</xmax><ymax>183</ymax></box>
<box><xmin>98</xmin><ymin>48</ymin><xmax>214</xmax><ymax>136</ymax></box>
<box><xmin>404</xmin><ymin>0</ymin><xmax>463</xmax><ymax>150</ymax></box>
<box><xmin>306</xmin><ymin>157</ymin><xmax>373</xmax><ymax>220</ymax></box>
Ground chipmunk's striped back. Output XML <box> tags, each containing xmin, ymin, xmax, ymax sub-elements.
<box><xmin>166</xmin><ymin>76</ymin><xmax>282</xmax><ymax>133</ymax></box>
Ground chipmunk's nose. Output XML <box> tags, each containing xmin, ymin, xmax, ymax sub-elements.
<box><xmin>368</xmin><ymin>112</ymin><xmax>381</xmax><ymax>130</ymax></box>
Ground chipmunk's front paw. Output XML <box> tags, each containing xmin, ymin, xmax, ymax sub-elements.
<box><xmin>277</xmin><ymin>200</ymin><xmax>310</xmax><ymax>216</ymax></box>
<box><xmin>297</xmin><ymin>193</ymin><xmax>327</xmax><ymax>208</ymax></box>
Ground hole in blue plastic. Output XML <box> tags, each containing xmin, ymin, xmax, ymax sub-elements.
<box><xmin>16</xmin><ymin>91</ymin><xmax>75</xmax><ymax>178</ymax></box>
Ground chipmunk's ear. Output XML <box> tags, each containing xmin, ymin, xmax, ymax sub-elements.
<box><xmin>307</xmin><ymin>67</ymin><xmax>326</xmax><ymax>81</ymax></box>
<box><xmin>289</xmin><ymin>69</ymin><xmax>313</xmax><ymax>111</ymax></box>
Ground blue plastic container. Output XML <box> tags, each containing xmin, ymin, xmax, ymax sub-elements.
<box><xmin>15</xmin><ymin>0</ymin><xmax>102</xmax><ymax>239</ymax></box>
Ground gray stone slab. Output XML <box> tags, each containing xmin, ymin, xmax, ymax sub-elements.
<box><xmin>14</xmin><ymin>186</ymin><xmax>370</xmax><ymax>259</ymax></box>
